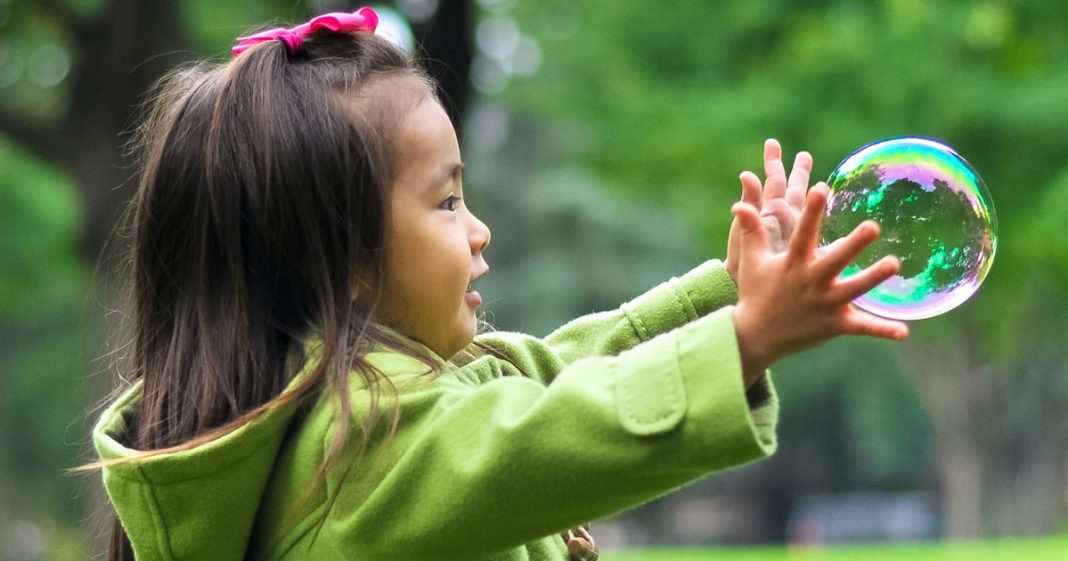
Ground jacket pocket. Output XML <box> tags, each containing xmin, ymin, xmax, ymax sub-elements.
<box><xmin>614</xmin><ymin>334</ymin><xmax>686</xmax><ymax>436</ymax></box>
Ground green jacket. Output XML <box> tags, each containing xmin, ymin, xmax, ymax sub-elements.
<box><xmin>94</xmin><ymin>260</ymin><xmax>778</xmax><ymax>560</ymax></box>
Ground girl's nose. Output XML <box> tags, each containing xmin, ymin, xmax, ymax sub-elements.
<box><xmin>469</xmin><ymin>212</ymin><xmax>491</xmax><ymax>254</ymax></box>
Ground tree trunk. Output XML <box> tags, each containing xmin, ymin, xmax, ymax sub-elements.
<box><xmin>985</xmin><ymin>353</ymin><xmax>1068</xmax><ymax>535</ymax></box>
<box><xmin>898</xmin><ymin>324</ymin><xmax>992</xmax><ymax>538</ymax></box>
<box><xmin>939</xmin><ymin>436</ymin><xmax>984</xmax><ymax>538</ymax></box>
<box><xmin>411</xmin><ymin>0</ymin><xmax>474</xmax><ymax>138</ymax></box>
<box><xmin>900</xmin><ymin>318</ymin><xmax>1068</xmax><ymax>538</ymax></box>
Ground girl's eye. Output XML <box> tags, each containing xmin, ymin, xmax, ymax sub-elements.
<box><xmin>439</xmin><ymin>195</ymin><xmax>462</xmax><ymax>212</ymax></box>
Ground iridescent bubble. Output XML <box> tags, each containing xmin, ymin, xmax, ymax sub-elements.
<box><xmin>822</xmin><ymin>137</ymin><xmax>998</xmax><ymax>320</ymax></box>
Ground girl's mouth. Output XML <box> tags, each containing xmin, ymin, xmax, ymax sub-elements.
<box><xmin>466</xmin><ymin>269</ymin><xmax>487</xmax><ymax>306</ymax></box>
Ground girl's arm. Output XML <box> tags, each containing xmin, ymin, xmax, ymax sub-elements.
<box><xmin>470</xmin><ymin>258</ymin><xmax>739</xmax><ymax>384</ymax></box>
<box><xmin>323</xmin><ymin>306</ymin><xmax>774</xmax><ymax>560</ymax></box>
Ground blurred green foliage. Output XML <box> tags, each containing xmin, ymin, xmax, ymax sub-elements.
<box><xmin>0</xmin><ymin>137</ymin><xmax>90</xmax><ymax>554</ymax></box>
<box><xmin>502</xmin><ymin>0</ymin><xmax>1068</xmax><ymax>351</ymax></box>
<box><xmin>485</xmin><ymin>0</ymin><xmax>1068</xmax><ymax>538</ymax></box>
<box><xmin>0</xmin><ymin>138</ymin><xmax>84</xmax><ymax>315</ymax></box>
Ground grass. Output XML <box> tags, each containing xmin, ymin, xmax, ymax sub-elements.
<box><xmin>608</xmin><ymin>536</ymin><xmax>1068</xmax><ymax>560</ymax></box>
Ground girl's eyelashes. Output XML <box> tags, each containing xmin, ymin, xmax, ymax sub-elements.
<box><xmin>439</xmin><ymin>194</ymin><xmax>462</xmax><ymax>212</ymax></box>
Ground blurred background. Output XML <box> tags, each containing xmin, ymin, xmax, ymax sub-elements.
<box><xmin>1</xmin><ymin>0</ymin><xmax>1066</xmax><ymax>559</ymax></box>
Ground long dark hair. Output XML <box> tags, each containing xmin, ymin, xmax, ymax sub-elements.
<box><xmin>103</xmin><ymin>30</ymin><xmax>437</xmax><ymax>559</ymax></box>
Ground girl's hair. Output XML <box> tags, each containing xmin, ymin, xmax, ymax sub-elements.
<box><xmin>104</xmin><ymin>29</ymin><xmax>439</xmax><ymax>559</ymax></box>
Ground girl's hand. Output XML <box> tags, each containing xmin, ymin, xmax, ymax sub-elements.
<box><xmin>730</xmin><ymin>183</ymin><xmax>909</xmax><ymax>387</ymax></box>
<box><xmin>726</xmin><ymin>139</ymin><xmax>811</xmax><ymax>281</ymax></box>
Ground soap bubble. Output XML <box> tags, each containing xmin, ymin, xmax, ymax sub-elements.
<box><xmin>821</xmin><ymin>137</ymin><xmax>997</xmax><ymax>320</ymax></box>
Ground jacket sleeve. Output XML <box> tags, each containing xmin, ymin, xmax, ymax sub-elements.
<box><xmin>469</xmin><ymin>259</ymin><xmax>739</xmax><ymax>384</ymax></box>
<box><xmin>323</xmin><ymin>306</ymin><xmax>777</xmax><ymax>561</ymax></box>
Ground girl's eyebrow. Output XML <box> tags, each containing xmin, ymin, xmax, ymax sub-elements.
<box><xmin>430</xmin><ymin>162</ymin><xmax>464</xmax><ymax>190</ymax></box>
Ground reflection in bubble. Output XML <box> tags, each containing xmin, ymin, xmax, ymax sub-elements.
<box><xmin>822</xmin><ymin>137</ymin><xmax>997</xmax><ymax>320</ymax></box>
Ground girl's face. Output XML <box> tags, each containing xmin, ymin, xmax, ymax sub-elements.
<box><xmin>373</xmin><ymin>92</ymin><xmax>491</xmax><ymax>358</ymax></box>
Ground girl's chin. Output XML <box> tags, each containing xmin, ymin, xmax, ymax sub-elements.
<box><xmin>434</xmin><ymin>318</ymin><xmax>478</xmax><ymax>359</ymax></box>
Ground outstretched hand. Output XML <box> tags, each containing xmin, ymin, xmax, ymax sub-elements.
<box><xmin>726</xmin><ymin>139</ymin><xmax>811</xmax><ymax>281</ymax></box>
<box><xmin>730</xmin><ymin>183</ymin><xmax>909</xmax><ymax>387</ymax></box>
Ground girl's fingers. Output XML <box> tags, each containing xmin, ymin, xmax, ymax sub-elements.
<box><xmin>739</xmin><ymin>171</ymin><xmax>763</xmax><ymax>209</ymax></box>
<box><xmin>840</xmin><ymin>309</ymin><xmax>909</xmax><ymax>341</ymax></box>
<box><xmin>826</xmin><ymin>255</ymin><xmax>900</xmax><ymax>303</ymax></box>
<box><xmin>786</xmin><ymin>151</ymin><xmax>812</xmax><ymax>209</ymax></box>
<box><xmin>731</xmin><ymin>201</ymin><xmax>769</xmax><ymax>257</ymax></box>
<box><xmin>815</xmin><ymin>237</ymin><xmax>845</xmax><ymax>259</ymax></box>
<box><xmin>787</xmin><ymin>183</ymin><xmax>828</xmax><ymax>260</ymax></box>
<box><xmin>762</xmin><ymin>139</ymin><xmax>787</xmax><ymax>203</ymax></box>
<box><xmin>812</xmin><ymin>220</ymin><xmax>881</xmax><ymax>280</ymax></box>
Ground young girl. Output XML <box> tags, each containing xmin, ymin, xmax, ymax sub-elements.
<box><xmin>90</xmin><ymin>7</ymin><xmax>908</xmax><ymax>561</ymax></box>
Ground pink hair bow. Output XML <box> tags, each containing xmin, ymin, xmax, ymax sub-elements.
<box><xmin>232</xmin><ymin>7</ymin><xmax>379</xmax><ymax>57</ymax></box>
